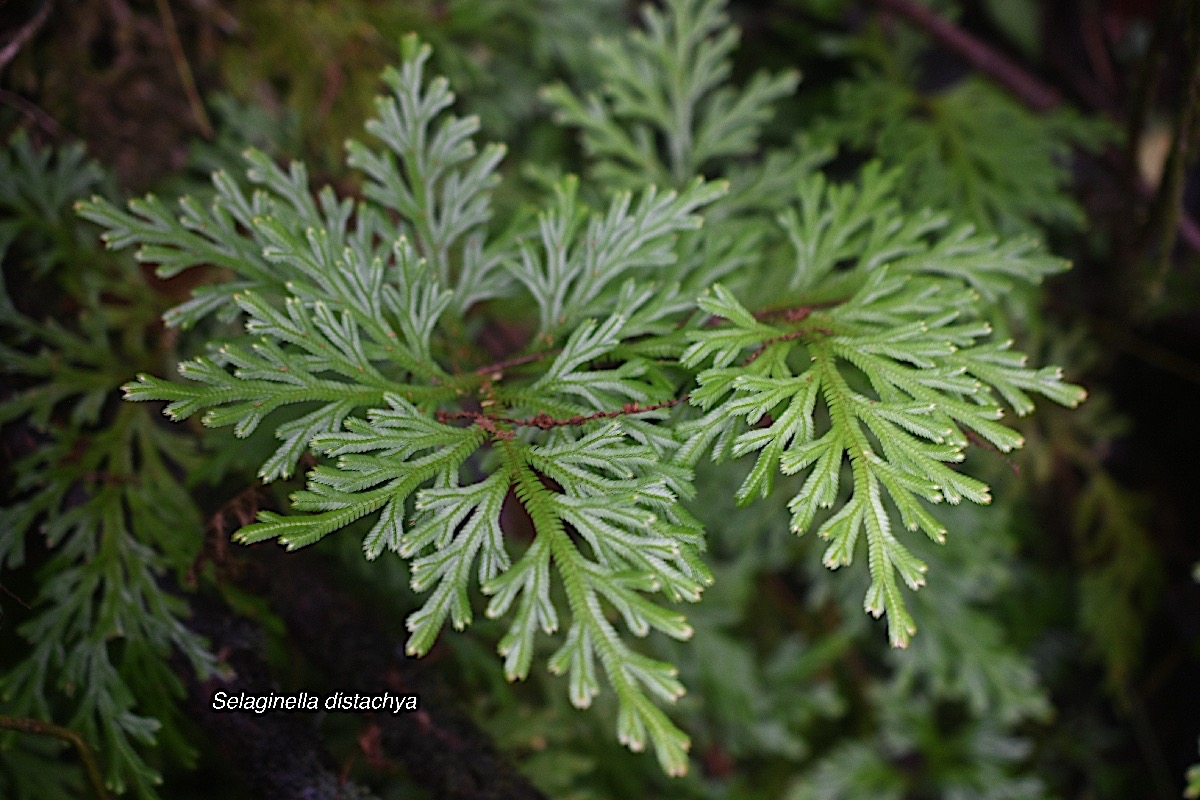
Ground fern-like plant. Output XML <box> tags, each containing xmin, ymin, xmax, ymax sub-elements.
<box><xmin>1</xmin><ymin>133</ymin><xmax>213</xmax><ymax>799</ymax></box>
<box><xmin>815</xmin><ymin>27</ymin><xmax>1114</xmax><ymax>236</ymax></box>
<box><xmin>77</xmin><ymin>0</ymin><xmax>1084</xmax><ymax>776</ymax></box>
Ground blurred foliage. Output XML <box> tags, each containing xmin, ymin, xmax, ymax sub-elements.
<box><xmin>216</xmin><ymin>0</ymin><xmax>623</xmax><ymax>175</ymax></box>
<box><xmin>0</xmin><ymin>133</ymin><xmax>213</xmax><ymax>798</ymax></box>
<box><xmin>820</xmin><ymin>75</ymin><xmax>1114</xmax><ymax>234</ymax></box>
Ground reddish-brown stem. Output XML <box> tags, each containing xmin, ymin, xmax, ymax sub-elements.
<box><xmin>1142</xmin><ymin>0</ymin><xmax>1200</xmax><ymax>303</ymax></box>
<box><xmin>153</xmin><ymin>0</ymin><xmax>212</xmax><ymax>137</ymax></box>
<box><xmin>1080</xmin><ymin>0</ymin><xmax>1117</xmax><ymax>96</ymax></box>
<box><xmin>472</xmin><ymin>350</ymin><xmax>557</xmax><ymax>377</ymax></box>
<box><xmin>753</xmin><ymin>305</ymin><xmax>817</xmax><ymax>324</ymax></box>
<box><xmin>0</xmin><ymin>582</ymin><xmax>30</xmax><ymax>610</ymax></box>
<box><xmin>456</xmin><ymin>302</ymin><xmax>829</xmax><ymax>431</ymax></box>
<box><xmin>874</xmin><ymin>0</ymin><xmax>1060</xmax><ymax>111</ymax></box>
<box><xmin>0</xmin><ymin>716</ymin><xmax>110</xmax><ymax>800</ymax></box>
<box><xmin>501</xmin><ymin>399</ymin><xmax>685</xmax><ymax>429</ymax></box>
<box><xmin>744</xmin><ymin>330</ymin><xmax>807</xmax><ymax>365</ymax></box>
<box><xmin>437</xmin><ymin>398</ymin><xmax>686</xmax><ymax>434</ymax></box>
<box><xmin>873</xmin><ymin>0</ymin><xmax>1200</xmax><ymax>258</ymax></box>
<box><xmin>0</xmin><ymin>0</ymin><xmax>53</xmax><ymax>73</ymax></box>
<box><xmin>0</xmin><ymin>87</ymin><xmax>63</xmax><ymax>138</ymax></box>
<box><xmin>964</xmin><ymin>429</ymin><xmax>1022</xmax><ymax>477</ymax></box>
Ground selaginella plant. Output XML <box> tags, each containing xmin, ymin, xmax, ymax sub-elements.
<box><xmin>0</xmin><ymin>133</ymin><xmax>213</xmax><ymax>798</ymax></box>
<box><xmin>77</xmin><ymin>0</ymin><xmax>1085</xmax><ymax>776</ymax></box>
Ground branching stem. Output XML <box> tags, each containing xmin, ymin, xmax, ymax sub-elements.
<box><xmin>438</xmin><ymin>398</ymin><xmax>685</xmax><ymax>433</ymax></box>
<box><xmin>473</xmin><ymin>349</ymin><xmax>560</xmax><ymax>377</ymax></box>
<box><xmin>0</xmin><ymin>716</ymin><xmax>111</xmax><ymax>800</ymax></box>
<box><xmin>744</xmin><ymin>331</ymin><xmax>806</xmax><ymax>365</ymax></box>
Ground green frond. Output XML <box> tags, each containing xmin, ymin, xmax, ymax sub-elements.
<box><xmin>346</xmin><ymin>33</ymin><xmax>510</xmax><ymax>311</ymax></box>
<box><xmin>470</xmin><ymin>437</ymin><xmax>707</xmax><ymax>775</ymax></box>
<box><xmin>77</xmin><ymin>177</ymin><xmax>278</xmax><ymax>328</ymax></box>
<box><xmin>400</xmin><ymin>470</ymin><xmax>512</xmax><ymax>653</ymax></box>
<box><xmin>821</xmin><ymin>74</ymin><xmax>1116</xmax><ymax>234</ymax></box>
<box><xmin>544</xmin><ymin>0</ymin><xmax>798</xmax><ymax>187</ymax></box>
<box><xmin>682</xmin><ymin>284</ymin><xmax>781</xmax><ymax>369</ymax></box>
<box><xmin>2</xmin><ymin>133</ymin><xmax>215</xmax><ymax>795</ymax></box>
<box><xmin>519</xmin><ymin>311</ymin><xmax>667</xmax><ymax>412</ymax></box>
<box><xmin>683</xmin><ymin>165</ymin><xmax>1085</xmax><ymax>642</ymax></box>
<box><xmin>232</xmin><ymin>395</ymin><xmax>491</xmax><ymax>556</ymax></box>
<box><xmin>507</xmin><ymin>175</ymin><xmax>726</xmax><ymax>333</ymax></box>
<box><xmin>3</xmin><ymin>132</ymin><xmax>105</xmax><ymax>229</ymax></box>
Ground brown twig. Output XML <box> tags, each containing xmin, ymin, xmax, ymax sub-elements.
<box><xmin>1090</xmin><ymin>315</ymin><xmax>1200</xmax><ymax>387</ymax></box>
<box><xmin>473</xmin><ymin>349</ymin><xmax>558</xmax><ymax>377</ymax></box>
<box><xmin>152</xmin><ymin>0</ymin><xmax>212</xmax><ymax>137</ymax></box>
<box><xmin>0</xmin><ymin>580</ymin><xmax>32</xmax><ymax>611</ymax></box>
<box><xmin>1176</xmin><ymin>209</ymin><xmax>1200</xmax><ymax>255</ymax></box>
<box><xmin>1080</xmin><ymin>0</ymin><xmax>1118</xmax><ymax>109</ymax></box>
<box><xmin>316</xmin><ymin>62</ymin><xmax>344</xmax><ymax>125</ymax></box>
<box><xmin>873</xmin><ymin>0</ymin><xmax>1200</xmax><ymax>260</ymax></box>
<box><xmin>0</xmin><ymin>715</ymin><xmax>111</xmax><ymax>800</ymax></box>
<box><xmin>460</xmin><ymin>302</ymin><xmax>831</xmax><ymax>430</ymax></box>
<box><xmin>963</xmin><ymin>428</ymin><xmax>1021</xmax><ymax>477</ymax></box>
<box><xmin>1142</xmin><ymin>0</ymin><xmax>1200</xmax><ymax>307</ymax></box>
<box><xmin>874</xmin><ymin>0</ymin><xmax>1061</xmax><ymax>111</ymax></box>
<box><xmin>438</xmin><ymin>398</ymin><xmax>686</xmax><ymax>434</ymax></box>
<box><xmin>187</xmin><ymin>484</ymin><xmax>271</xmax><ymax>586</ymax></box>
<box><xmin>0</xmin><ymin>0</ymin><xmax>52</xmax><ymax>73</ymax></box>
<box><xmin>744</xmin><ymin>330</ymin><xmax>807</xmax><ymax>365</ymax></box>
<box><xmin>753</xmin><ymin>305</ymin><xmax>817</xmax><ymax>324</ymax></box>
<box><xmin>0</xmin><ymin>87</ymin><xmax>63</xmax><ymax>138</ymax></box>
<box><xmin>1126</xmin><ymin>0</ymin><xmax>1173</xmax><ymax>173</ymax></box>
<box><xmin>449</xmin><ymin>298</ymin><xmax>836</xmax><ymax>436</ymax></box>
<box><xmin>503</xmin><ymin>398</ymin><xmax>685</xmax><ymax>429</ymax></box>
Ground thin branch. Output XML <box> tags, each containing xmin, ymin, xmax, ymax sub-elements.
<box><xmin>186</xmin><ymin>483</ymin><xmax>271</xmax><ymax>586</ymax></box>
<box><xmin>753</xmin><ymin>305</ymin><xmax>817</xmax><ymax>323</ymax></box>
<box><xmin>0</xmin><ymin>580</ymin><xmax>32</xmax><ymax>610</ymax></box>
<box><xmin>500</xmin><ymin>398</ymin><xmax>685</xmax><ymax>429</ymax></box>
<box><xmin>0</xmin><ymin>715</ymin><xmax>111</xmax><ymax>800</ymax></box>
<box><xmin>744</xmin><ymin>330</ymin><xmax>806</xmax><ymax>365</ymax></box>
<box><xmin>0</xmin><ymin>87</ymin><xmax>63</xmax><ymax>138</ymax></box>
<box><xmin>744</xmin><ymin>303</ymin><xmax>834</xmax><ymax>363</ymax></box>
<box><xmin>1142</xmin><ymin>0</ymin><xmax>1200</xmax><ymax>307</ymax></box>
<box><xmin>874</xmin><ymin>0</ymin><xmax>1060</xmax><ymax>111</ymax></box>
<box><xmin>1080</xmin><ymin>0</ymin><xmax>1117</xmax><ymax>97</ymax></box>
<box><xmin>464</xmin><ymin>302</ymin><xmax>829</xmax><ymax>428</ymax></box>
<box><xmin>964</xmin><ymin>429</ymin><xmax>1021</xmax><ymax>477</ymax></box>
<box><xmin>438</xmin><ymin>398</ymin><xmax>686</xmax><ymax>434</ymax></box>
<box><xmin>1090</xmin><ymin>317</ymin><xmax>1200</xmax><ymax>388</ymax></box>
<box><xmin>152</xmin><ymin>0</ymin><xmax>212</xmax><ymax>137</ymax></box>
<box><xmin>1178</xmin><ymin>210</ymin><xmax>1200</xmax><ymax>255</ymax></box>
<box><xmin>872</xmin><ymin>0</ymin><xmax>1200</xmax><ymax>261</ymax></box>
<box><xmin>0</xmin><ymin>0</ymin><xmax>52</xmax><ymax>73</ymax></box>
<box><xmin>473</xmin><ymin>349</ymin><xmax>558</xmax><ymax>377</ymax></box>
<box><xmin>1126</xmin><ymin>0</ymin><xmax>1173</xmax><ymax>171</ymax></box>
